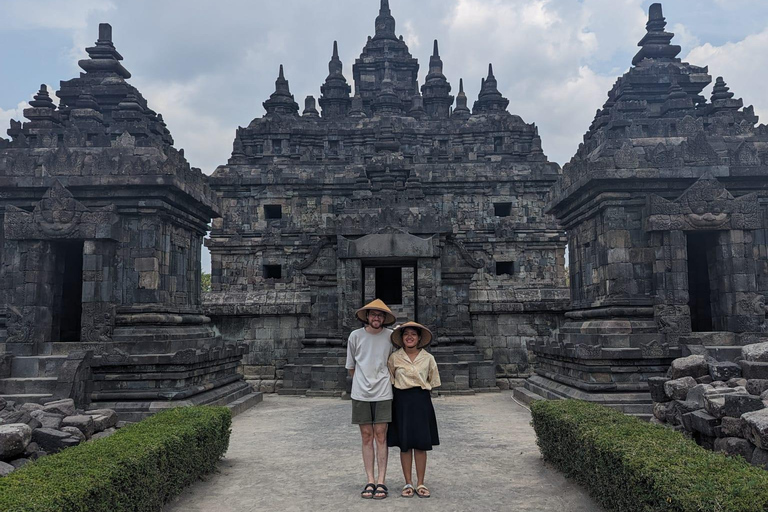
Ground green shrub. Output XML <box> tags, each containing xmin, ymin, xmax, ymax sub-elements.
<box><xmin>0</xmin><ymin>406</ymin><xmax>231</xmax><ymax>512</ymax></box>
<box><xmin>531</xmin><ymin>399</ymin><xmax>768</xmax><ymax>512</ymax></box>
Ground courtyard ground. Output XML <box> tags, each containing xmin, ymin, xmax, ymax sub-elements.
<box><xmin>164</xmin><ymin>393</ymin><xmax>603</xmax><ymax>512</ymax></box>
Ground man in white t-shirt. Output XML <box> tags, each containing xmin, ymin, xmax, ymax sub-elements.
<box><xmin>345</xmin><ymin>298</ymin><xmax>396</xmax><ymax>500</ymax></box>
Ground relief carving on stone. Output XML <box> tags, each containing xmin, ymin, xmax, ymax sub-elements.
<box><xmin>654</xmin><ymin>304</ymin><xmax>691</xmax><ymax>334</ymax></box>
<box><xmin>81</xmin><ymin>302</ymin><xmax>115</xmax><ymax>343</ymax></box>
<box><xmin>641</xmin><ymin>339</ymin><xmax>671</xmax><ymax>357</ymax></box>
<box><xmin>5</xmin><ymin>305</ymin><xmax>33</xmax><ymax>344</ymax></box>
<box><xmin>33</xmin><ymin>180</ymin><xmax>86</xmax><ymax>237</ymax></box>
<box><xmin>645</xmin><ymin>173</ymin><xmax>761</xmax><ymax>232</ymax></box>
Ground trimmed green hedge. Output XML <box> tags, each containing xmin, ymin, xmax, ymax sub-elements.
<box><xmin>0</xmin><ymin>406</ymin><xmax>231</xmax><ymax>512</ymax></box>
<box><xmin>531</xmin><ymin>399</ymin><xmax>768</xmax><ymax>512</ymax></box>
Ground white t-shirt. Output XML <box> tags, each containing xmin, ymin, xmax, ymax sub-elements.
<box><xmin>345</xmin><ymin>327</ymin><xmax>394</xmax><ymax>401</ymax></box>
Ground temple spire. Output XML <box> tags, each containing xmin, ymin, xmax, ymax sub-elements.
<box><xmin>632</xmin><ymin>3</ymin><xmax>681</xmax><ymax>66</ymax></box>
<box><xmin>372</xmin><ymin>61</ymin><xmax>404</xmax><ymax>115</ymax></box>
<box><xmin>263</xmin><ymin>64</ymin><xmax>299</xmax><ymax>116</ymax></box>
<box><xmin>374</xmin><ymin>0</ymin><xmax>397</xmax><ymax>40</ymax></box>
<box><xmin>422</xmin><ymin>38</ymin><xmax>453</xmax><ymax>118</ymax></box>
<box><xmin>473</xmin><ymin>63</ymin><xmax>509</xmax><ymax>114</ymax></box>
<box><xmin>78</xmin><ymin>23</ymin><xmax>131</xmax><ymax>78</ymax></box>
<box><xmin>453</xmin><ymin>78</ymin><xmax>471</xmax><ymax>119</ymax></box>
<box><xmin>320</xmin><ymin>41</ymin><xmax>352</xmax><ymax>118</ymax></box>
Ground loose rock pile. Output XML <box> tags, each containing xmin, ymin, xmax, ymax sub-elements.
<box><xmin>0</xmin><ymin>398</ymin><xmax>120</xmax><ymax>476</ymax></box>
<box><xmin>650</xmin><ymin>344</ymin><xmax>768</xmax><ymax>468</ymax></box>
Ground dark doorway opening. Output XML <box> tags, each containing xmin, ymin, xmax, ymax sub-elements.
<box><xmin>376</xmin><ymin>267</ymin><xmax>402</xmax><ymax>305</ymax></box>
<box><xmin>52</xmin><ymin>241</ymin><xmax>84</xmax><ymax>342</ymax></box>
<box><xmin>687</xmin><ymin>232</ymin><xmax>716</xmax><ymax>332</ymax></box>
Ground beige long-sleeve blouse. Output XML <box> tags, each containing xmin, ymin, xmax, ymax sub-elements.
<box><xmin>387</xmin><ymin>348</ymin><xmax>441</xmax><ymax>391</ymax></box>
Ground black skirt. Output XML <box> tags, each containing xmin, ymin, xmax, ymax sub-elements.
<box><xmin>387</xmin><ymin>386</ymin><xmax>440</xmax><ymax>452</ymax></box>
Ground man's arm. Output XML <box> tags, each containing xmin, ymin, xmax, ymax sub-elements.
<box><xmin>348</xmin><ymin>368</ymin><xmax>355</xmax><ymax>378</ymax></box>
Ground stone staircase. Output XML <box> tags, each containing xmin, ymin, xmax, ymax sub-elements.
<box><xmin>0</xmin><ymin>355</ymin><xmax>68</xmax><ymax>404</ymax></box>
<box><xmin>680</xmin><ymin>332</ymin><xmax>768</xmax><ymax>362</ymax></box>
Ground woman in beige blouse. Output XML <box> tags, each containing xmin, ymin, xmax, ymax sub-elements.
<box><xmin>387</xmin><ymin>321</ymin><xmax>441</xmax><ymax>498</ymax></box>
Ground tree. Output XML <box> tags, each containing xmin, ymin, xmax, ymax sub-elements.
<box><xmin>201</xmin><ymin>272</ymin><xmax>211</xmax><ymax>293</ymax></box>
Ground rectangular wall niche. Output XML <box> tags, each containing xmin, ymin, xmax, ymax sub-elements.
<box><xmin>263</xmin><ymin>264</ymin><xmax>282</xmax><ymax>279</ymax></box>
<box><xmin>687</xmin><ymin>232</ymin><xmax>717</xmax><ymax>332</ymax></box>
<box><xmin>52</xmin><ymin>240</ymin><xmax>84</xmax><ymax>342</ymax></box>
<box><xmin>496</xmin><ymin>261</ymin><xmax>514</xmax><ymax>276</ymax></box>
<box><xmin>375</xmin><ymin>267</ymin><xmax>403</xmax><ymax>305</ymax></box>
<box><xmin>494</xmin><ymin>202</ymin><xmax>512</xmax><ymax>217</ymax></box>
<box><xmin>264</xmin><ymin>205</ymin><xmax>282</xmax><ymax>220</ymax></box>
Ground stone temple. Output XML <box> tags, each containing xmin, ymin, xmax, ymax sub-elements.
<box><xmin>205</xmin><ymin>0</ymin><xmax>567</xmax><ymax>395</ymax></box>
<box><xmin>1</xmin><ymin>1</ymin><xmax>767</xmax><ymax>415</ymax></box>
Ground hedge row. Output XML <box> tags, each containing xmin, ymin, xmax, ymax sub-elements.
<box><xmin>0</xmin><ymin>406</ymin><xmax>231</xmax><ymax>512</ymax></box>
<box><xmin>531</xmin><ymin>399</ymin><xmax>768</xmax><ymax>512</ymax></box>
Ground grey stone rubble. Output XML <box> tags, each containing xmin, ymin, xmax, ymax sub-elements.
<box><xmin>0</xmin><ymin>398</ymin><xmax>120</xmax><ymax>476</ymax></box>
<box><xmin>205</xmin><ymin>0</ymin><xmax>567</xmax><ymax>396</ymax></box>
<box><xmin>0</xmin><ymin>23</ymin><xmax>262</xmax><ymax>419</ymax></box>
<box><xmin>516</xmin><ymin>2</ymin><xmax>768</xmax><ymax>418</ymax></box>
<box><xmin>650</xmin><ymin>347</ymin><xmax>768</xmax><ymax>469</ymax></box>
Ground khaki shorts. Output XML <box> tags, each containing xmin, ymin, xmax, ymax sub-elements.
<box><xmin>351</xmin><ymin>399</ymin><xmax>392</xmax><ymax>425</ymax></box>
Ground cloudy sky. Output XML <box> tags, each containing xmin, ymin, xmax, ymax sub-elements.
<box><xmin>2</xmin><ymin>0</ymin><xmax>768</xmax><ymax>271</ymax></box>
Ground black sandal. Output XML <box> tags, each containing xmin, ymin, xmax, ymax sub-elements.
<box><xmin>361</xmin><ymin>483</ymin><xmax>376</xmax><ymax>499</ymax></box>
<box><xmin>373</xmin><ymin>484</ymin><xmax>389</xmax><ymax>500</ymax></box>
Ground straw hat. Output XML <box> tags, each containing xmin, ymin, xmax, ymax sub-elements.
<box><xmin>391</xmin><ymin>321</ymin><xmax>433</xmax><ymax>349</ymax></box>
<box><xmin>355</xmin><ymin>299</ymin><xmax>397</xmax><ymax>326</ymax></box>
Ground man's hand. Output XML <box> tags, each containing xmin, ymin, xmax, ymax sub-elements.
<box><xmin>349</xmin><ymin>368</ymin><xmax>355</xmax><ymax>378</ymax></box>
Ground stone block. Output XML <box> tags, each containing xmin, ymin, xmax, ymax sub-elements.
<box><xmin>753</xmin><ymin>447</ymin><xmax>768</xmax><ymax>469</ymax></box>
<box><xmin>714</xmin><ymin>437</ymin><xmax>754</xmax><ymax>463</ymax></box>
<box><xmin>88</xmin><ymin>409</ymin><xmax>118</xmax><ymax>432</ymax></box>
<box><xmin>664</xmin><ymin>376</ymin><xmax>697</xmax><ymax>401</ymax></box>
<box><xmin>60</xmin><ymin>426</ymin><xmax>86</xmax><ymax>442</ymax></box>
<box><xmin>61</xmin><ymin>415</ymin><xmax>95</xmax><ymax>439</ymax></box>
<box><xmin>747</xmin><ymin>379</ymin><xmax>768</xmax><ymax>396</ymax></box>
<box><xmin>723</xmin><ymin>394</ymin><xmax>765</xmax><ymax>418</ymax></box>
<box><xmin>653</xmin><ymin>402</ymin><xmax>670</xmax><ymax>422</ymax></box>
<box><xmin>704</xmin><ymin>396</ymin><xmax>727</xmax><ymax>419</ymax></box>
<box><xmin>667</xmin><ymin>355</ymin><xmax>709</xmax><ymax>379</ymax></box>
<box><xmin>32</xmin><ymin>428</ymin><xmax>81</xmax><ymax>454</ymax></box>
<box><xmin>685</xmin><ymin>410</ymin><xmax>720</xmax><ymax>437</ymax></box>
<box><xmin>30</xmin><ymin>411</ymin><xmax>64</xmax><ymax>430</ymax></box>
<box><xmin>91</xmin><ymin>428</ymin><xmax>117</xmax><ymax>441</ymax></box>
<box><xmin>648</xmin><ymin>377</ymin><xmax>669</xmax><ymax>402</ymax></box>
<box><xmin>686</xmin><ymin>384</ymin><xmax>714</xmax><ymax>408</ymax></box>
<box><xmin>495</xmin><ymin>379</ymin><xmax>510</xmax><ymax>390</ymax></box>
<box><xmin>742</xmin><ymin>409</ymin><xmax>768</xmax><ymax>449</ymax></box>
<box><xmin>42</xmin><ymin>399</ymin><xmax>76</xmax><ymax>417</ymax></box>
<box><xmin>0</xmin><ymin>424</ymin><xmax>32</xmax><ymax>461</ymax></box>
<box><xmin>0</xmin><ymin>461</ymin><xmax>14</xmax><ymax>476</ymax></box>
<box><xmin>743</xmin><ymin>343</ymin><xmax>768</xmax><ymax>362</ymax></box>
<box><xmin>708</xmin><ymin>361</ymin><xmax>741</xmax><ymax>382</ymax></box>
<box><xmin>740</xmin><ymin>362</ymin><xmax>768</xmax><ymax>380</ymax></box>
<box><xmin>671</xmin><ymin>400</ymin><xmax>700</xmax><ymax>427</ymax></box>
<box><xmin>259</xmin><ymin>380</ymin><xmax>276</xmax><ymax>394</ymax></box>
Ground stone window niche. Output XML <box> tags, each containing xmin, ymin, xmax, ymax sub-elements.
<box><xmin>264</xmin><ymin>205</ymin><xmax>282</xmax><ymax>220</ymax></box>
<box><xmin>263</xmin><ymin>264</ymin><xmax>282</xmax><ymax>280</ymax></box>
<box><xmin>496</xmin><ymin>261</ymin><xmax>515</xmax><ymax>276</ymax></box>
<box><xmin>494</xmin><ymin>202</ymin><xmax>512</xmax><ymax>217</ymax></box>
<box><xmin>52</xmin><ymin>240</ymin><xmax>84</xmax><ymax>342</ymax></box>
<box><xmin>272</xmin><ymin>139</ymin><xmax>283</xmax><ymax>154</ymax></box>
<box><xmin>494</xmin><ymin>136</ymin><xmax>504</xmax><ymax>152</ymax></box>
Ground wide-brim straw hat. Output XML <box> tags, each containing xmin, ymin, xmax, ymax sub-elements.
<box><xmin>391</xmin><ymin>321</ymin><xmax>433</xmax><ymax>349</ymax></box>
<box><xmin>355</xmin><ymin>299</ymin><xmax>397</xmax><ymax>326</ymax></box>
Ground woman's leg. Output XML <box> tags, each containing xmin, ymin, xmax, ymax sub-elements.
<box><xmin>414</xmin><ymin>449</ymin><xmax>429</xmax><ymax>495</ymax></box>
<box><xmin>400</xmin><ymin>449</ymin><xmax>415</xmax><ymax>497</ymax></box>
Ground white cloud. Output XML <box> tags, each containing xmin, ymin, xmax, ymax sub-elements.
<box><xmin>685</xmin><ymin>26</ymin><xmax>768</xmax><ymax>123</ymax></box>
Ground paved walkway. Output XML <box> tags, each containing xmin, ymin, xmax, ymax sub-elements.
<box><xmin>164</xmin><ymin>393</ymin><xmax>603</xmax><ymax>512</ymax></box>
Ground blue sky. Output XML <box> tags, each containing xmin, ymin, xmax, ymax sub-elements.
<box><xmin>2</xmin><ymin>0</ymin><xmax>768</xmax><ymax>272</ymax></box>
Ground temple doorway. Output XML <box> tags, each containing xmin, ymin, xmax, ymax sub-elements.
<box><xmin>687</xmin><ymin>232</ymin><xmax>717</xmax><ymax>332</ymax></box>
<box><xmin>51</xmin><ymin>240</ymin><xmax>84</xmax><ymax>342</ymax></box>
<box><xmin>364</xmin><ymin>262</ymin><xmax>416</xmax><ymax>323</ymax></box>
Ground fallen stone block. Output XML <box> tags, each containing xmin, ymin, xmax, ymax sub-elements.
<box><xmin>61</xmin><ymin>415</ymin><xmax>95</xmax><ymax>439</ymax></box>
<box><xmin>30</xmin><ymin>411</ymin><xmax>64</xmax><ymax>430</ymax></box>
<box><xmin>740</xmin><ymin>362</ymin><xmax>768</xmax><ymax>381</ymax></box>
<box><xmin>728</xmin><ymin>378</ymin><xmax>748</xmax><ymax>388</ymax></box>
<box><xmin>653</xmin><ymin>402</ymin><xmax>670</xmax><ymax>422</ymax></box>
<box><xmin>696</xmin><ymin>375</ymin><xmax>713</xmax><ymax>385</ymax></box>
<box><xmin>720</xmin><ymin>417</ymin><xmax>747</xmax><ymax>438</ymax></box>
<box><xmin>753</xmin><ymin>447</ymin><xmax>768</xmax><ymax>469</ymax></box>
<box><xmin>668</xmin><ymin>355</ymin><xmax>709</xmax><ymax>379</ymax></box>
<box><xmin>648</xmin><ymin>377</ymin><xmax>670</xmax><ymax>403</ymax></box>
<box><xmin>0</xmin><ymin>461</ymin><xmax>14</xmax><ymax>476</ymax></box>
<box><xmin>672</xmin><ymin>400</ymin><xmax>701</xmax><ymax>428</ymax></box>
<box><xmin>724</xmin><ymin>394</ymin><xmax>765</xmax><ymax>418</ymax></box>
<box><xmin>31</xmin><ymin>428</ymin><xmax>80</xmax><ymax>454</ymax></box>
<box><xmin>714</xmin><ymin>437</ymin><xmax>754</xmax><ymax>463</ymax></box>
<box><xmin>0</xmin><ymin>424</ymin><xmax>32</xmax><ymax>461</ymax></box>
<box><xmin>686</xmin><ymin>384</ymin><xmax>714</xmax><ymax>408</ymax></box>
<box><xmin>664</xmin><ymin>376</ymin><xmax>697</xmax><ymax>401</ymax></box>
<box><xmin>709</xmin><ymin>361</ymin><xmax>742</xmax><ymax>382</ymax></box>
<box><xmin>685</xmin><ymin>410</ymin><xmax>720</xmax><ymax>437</ymax></box>
<box><xmin>60</xmin><ymin>426</ymin><xmax>86</xmax><ymax>442</ymax></box>
<box><xmin>19</xmin><ymin>403</ymin><xmax>43</xmax><ymax>413</ymax></box>
<box><xmin>743</xmin><ymin>343</ymin><xmax>768</xmax><ymax>363</ymax></box>
<box><xmin>9</xmin><ymin>457</ymin><xmax>30</xmax><ymax>469</ymax></box>
<box><xmin>704</xmin><ymin>396</ymin><xmax>727</xmax><ymax>419</ymax></box>
<box><xmin>742</xmin><ymin>409</ymin><xmax>768</xmax><ymax>449</ymax></box>
<box><xmin>747</xmin><ymin>379</ymin><xmax>768</xmax><ymax>396</ymax></box>
<box><xmin>42</xmin><ymin>399</ymin><xmax>76</xmax><ymax>417</ymax></box>
<box><xmin>91</xmin><ymin>428</ymin><xmax>117</xmax><ymax>441</ymax></box>
<box><xmin>86</xmin><ymin>409</ymin><xmax>118</xmax><ymax>431</ymax></box>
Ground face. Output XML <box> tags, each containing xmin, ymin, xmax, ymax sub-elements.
<box><xmin>367</xmin><ymin>310</ymin><xmax>386</xmax><ymax>329</ymax></box>
<box><xmin>402</xmin><ymin>327</ymin><xmax>421</xmax><ymax>349</ymax></box>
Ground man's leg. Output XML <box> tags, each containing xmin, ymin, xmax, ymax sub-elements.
<box><xmin>359</xmin><ymin>424</ymin><xmax>375</xmax><ymax>485</ymax></box>
<box><xmin>373</xmin><ymin>422</ymin><xmax>388</xmax><ymax>485</ymax></box>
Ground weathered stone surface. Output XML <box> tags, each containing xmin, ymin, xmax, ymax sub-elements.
<box><xmin>708</xmin><ymin>361</ymin><xmax>741</xmax><ymax>382</ymax></box>
<box><xmin>714</xmin><ymin>437</ymin><xmax>754</xmax><ymax>463</ymax></box>
<box><xmin>61</xmin><ymin>426</ymin><xmax>86</xmax><ymax>442</ymax></box>
<box><xmin>720</xmin><ymin>416</ymin><xmax>747</xmax><ymax>438</ymax></box>
<box><xmin>727</xmin><ymin>379</ymin><xmax>748</xmax><ymax>389</ymax></box>
<box><xmin>31</xmin><ymin>428</ymin><xmax>80</xmax><ymax>454</ymax></box>
<box><xmin>742</xmin><ymin>409</ymin><xmax>768</xmax><ymax>449</ymax></box>
<box><xmin>747</xmin><ymin>379</ymin><xmax>768</xmax><ymax>396</ymax></box>
<box><xmin>743</xmin><ymin>343</ymin><xmax>768</xmax><ymax>363</ymax></box>
<box><xmin>19</xmin><ymin>403</ymin><xmax>43</xmax><ymax>413</ymax></box>
<box><xmin>696</xmin><ymin>375</ymin><xmax>713</xmax><ymax>385</ymax></box>
<box><xmin>685</xmin><ymin>410</ymin><xmax>720</xmax><ymax>437</ymax></box>
<box><xmin>0</xmin><ymin>461</ymin><xmax>14</xmax><ymax>476</ymax></box>
<box><xmin>0</xmin><ymin>411</ymin><xmax>32</xmax><ymax>427</ymax></box>
<box><xmin>42</xmin><ymin>399</ymin><xmax>76</xmax><ymax>417</ymax></box>
<box><xmin>91</xmin><ymin>428</ymin><xmax>117</xmax><ymax>441</ymax></box>
<box><xmin>87</xmin><ymin>409</ymin><xmax>118</xmax><ymax>431</ymax></box>
<box><xmin>723</xmin><ymin>394</ymin><xmax>765</xmax><ymax>418</ymax></box>
<box><xmin>672</xmin><ymin>400</ymin><xmax>701</xmax><ymax>427</ymax></box>
<box><xmin>686</xmin><ymin>384</ymin><xmax>714</xmax><ymax>408</ymax></box>
<box><xmin>668</xmin><ymin>355</ymin><xmax>709</xmax><ymax>379</ymax></box>
<box><xmin>0</xmin><ymin>424</ymin><xmax>32</xmax><ymax>461</ymax></box>
<box><xmin>61</xmin><ymin>415</ymin><xmax>95</xmax><ymax>439</ymax></box>
<box><xmin>30</xmin><ymin>411</ymin><xmax>63</xmax><ymax>430</ymax></box>
<box><xmin>0</xmin><ymin>398</ymin><xmax>6</xmax><ymax>412</ymax></box>
<box><xmin>664</xmin><ymin>377</ymin><xmax>697</xmax><ymax>401</ymax></box>
<box><xmin>753</xmin><ymin>447</ymin><xmax>768</xmax><ymax>469</ymax></box>
<box><xmin>704</xmin><ymin>396</ymin><xmax>727</xmax><ymax>419</ymax></box>
<box><xmin>653</xmin><ymin>402</ymin><xmax>670</xmax><ymax>422</ymax></box>
<box><xmin>648</xmin><ymin>377</ymin><xmax>670</xmax><ymax>403</ymax></box>
<box><xmin>9</xmin><ymin>458</ymin><xmax>30</xmax><ymax>469</ymax></box>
